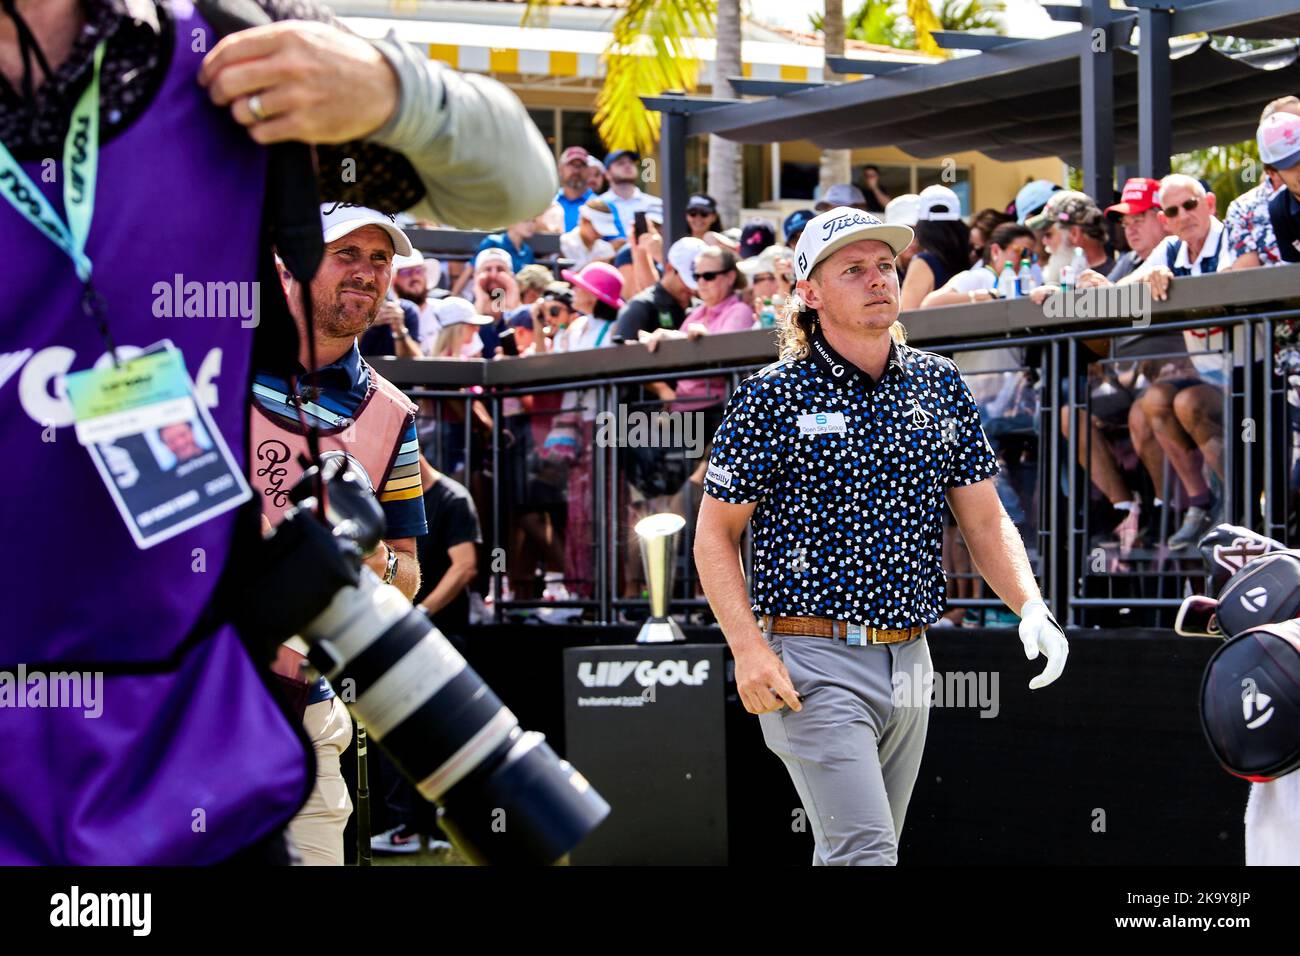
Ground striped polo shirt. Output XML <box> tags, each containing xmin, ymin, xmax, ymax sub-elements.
<box><xmin>253</xmin><ymin>343</ymin><xmax>427</xmax><ymax>705</ymax></box>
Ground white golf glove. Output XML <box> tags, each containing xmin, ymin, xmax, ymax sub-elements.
<box><xmin>1018</xmin><ymin>598</ymin><xmax>1068</xmax><ymax>690</ymax></box>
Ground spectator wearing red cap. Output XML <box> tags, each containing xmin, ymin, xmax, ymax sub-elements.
<box><xmin>1104</xmin><ymin>178</ymin><xmax>1170</xmax><ymax>282</ymax></box>
<box><xmin>1120</xmin><ymin>174</ymin><xmax>1233</xmax><ymax>299</ymax></box>
<box><xmin>554</xmin><ymin>146</ymin><xmax>596</xmax><ymax>233</ymax></box>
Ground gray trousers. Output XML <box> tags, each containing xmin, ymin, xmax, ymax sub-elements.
<box><xmin>758</xmin><ymin>626</ymin><xmax>932</xmax><ymax>866</ymax></box>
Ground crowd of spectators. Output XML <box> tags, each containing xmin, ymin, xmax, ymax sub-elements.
<box><xmin>364</xmin><ymin>95</ymin><xmax>1300</xmax><ymax>623</ymax></box>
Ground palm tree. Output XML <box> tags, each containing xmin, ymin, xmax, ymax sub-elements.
<box><xmin>709</xmin><ymin>0</ymin><xmax>744</xmax><ymax>229</ymax></box>
<box><xmin>523</xmin><ymin>0</ymin><xmax>714</xmax><ymax>156</ymax></box>
<box><xmin>935</xmin><ymin>0</ymin><xmax>1003</xmax><ymax>34</ymax></box>
<box><xmin>523</xmin><ymin>0</ymin><xmax>743</xmax><ymax>226</ymax></box>
<box><xmin>818</xmin><ymin>0</ymin><xmax>998</xmax><ymax>52</ymax></box>
<box><xmin>819</xmin><ymin>0</ymin><xmax>852</xmax><ymax>195</ymax></box>
<box><xmin>1174</xmin><ymin>140</ymin><xmax>1258</xmax><ymax>206</ymax></box>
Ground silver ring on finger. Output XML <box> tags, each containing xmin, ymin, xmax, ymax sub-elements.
<box><xmin>248</xmin><ymin>92</ymin><xmax>269</xmax><ymax>123</ymax></box>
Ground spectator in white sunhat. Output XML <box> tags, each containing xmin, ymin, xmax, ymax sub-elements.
<box><xmin>560</xmin><ymin>198</ymin><xmax>619</xmax><ymax>271</ymax></box>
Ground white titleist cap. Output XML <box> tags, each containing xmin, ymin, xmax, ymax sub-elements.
<box><xmin>793</xmin><ymin>207</ymin><xmax>914</xmax><ymax>281</ymax></box>
<box><xmin>319</xmin><ymin>203</ymin><xmax>413</xmax><ymax>256</ymax></box>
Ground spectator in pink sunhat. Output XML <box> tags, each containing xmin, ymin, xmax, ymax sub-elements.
<box><xmin>560</xmin><ymin>260</ymin><xmax>625</xmax><ymax>353</ymax></box>
<box><xmin>547</xmin><ymin>261</ymin><xmax>626</xmax><ymax>602</ymax></box>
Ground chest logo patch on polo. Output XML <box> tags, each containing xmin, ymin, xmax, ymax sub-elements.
<box><xmin>905</xmin><ymin>400</ymin><xmax>935</xmax><ymax>430</ymax></box>
<box><xmin>797</xmin><ymin>412</ymin><xmax>847</xmax><ymax>435</ymax></box>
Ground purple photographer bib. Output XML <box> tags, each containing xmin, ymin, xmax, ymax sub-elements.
<box><xmin>0</xmin><ymin>0</ymin><xmax>310</xmax><ymax>862</ymax></box>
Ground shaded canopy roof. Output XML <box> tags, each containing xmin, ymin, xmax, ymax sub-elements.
<box><xmin>1225</xmin><ymin>14</ymin><xmax>1300</xmax><ymax>38</ymax></box>
<box><xmin>708</xmin><ymin>38</ymin><xmax>1298</xmax><ymax>165</ymax></box>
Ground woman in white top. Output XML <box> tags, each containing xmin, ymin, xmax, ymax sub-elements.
<box><xmin>920</xmin><ymin>222</ymin><xmax>1037</xmax><ymax>309</ymax></box>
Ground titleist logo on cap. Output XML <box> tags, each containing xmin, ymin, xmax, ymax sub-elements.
<box><xmin>323</xmin><ymin>201</ymin><xmax>397</xmax><ymax>221</ymax></box>
<box><xmin>819</xmin><ymin>211</ymin><xmax>882</xmax><ymax>241</ymax></box>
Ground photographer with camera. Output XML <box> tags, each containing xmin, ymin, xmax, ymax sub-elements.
<box><xmin>1</xmin><ymin>0</ymin><xmax>556</xmax><ymax>864</ymax></box>
<box><xmin>254</xmin><ymin>204</ymin><xmax>428</xmax><ymax>865</ymax></box>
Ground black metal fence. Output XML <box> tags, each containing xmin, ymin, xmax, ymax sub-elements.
<box><xmin>371</xmin><ymin>269</ymin><xmax>1300</xmax><ymax>630</ymax></box>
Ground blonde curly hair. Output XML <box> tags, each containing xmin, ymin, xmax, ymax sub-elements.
<box><xmin>775</xmin><ymin>294</ymin><xmax>907</xmax><ymax>362</ymax></box>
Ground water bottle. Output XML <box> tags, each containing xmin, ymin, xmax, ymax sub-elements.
<box><xmin>760</xmin><ymin>297</ymin><xmax>776</xmax><ymax>328</ymax></box>
<box><xmin>1030</xmin><ymin>253</ymin><xmax>1044</xmax><ymax>287</ymax></box>
<box><xmin>1070</xmin><ymin>246</ymin><xmax>1087</xmax><ymax>285</ymax></box>
<box><xmin>997</xmin><ymin>262</ymin><xmax>1018</xmax><ymax>299</ymax></box>
<box><xmin>1017</xmin><ymin>257</ymin><xmax>1035</xmax><ymax>296</ymax></box>
<box><xmin>1060</xmin><ymin>246</ymin><xmax>1078</xmax><ymax>290</ymax></box>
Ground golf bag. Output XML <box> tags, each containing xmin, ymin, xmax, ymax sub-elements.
<box><xmin>1177</xmin><ymin>526</ymin><xmax>1300</xmax><ymax>781</ymax></box>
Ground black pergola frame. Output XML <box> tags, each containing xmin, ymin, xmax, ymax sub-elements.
<box><xmin>645</xmin><ymin>0</ymin><xmax>1300</xmax><ymax>247</ymax></box>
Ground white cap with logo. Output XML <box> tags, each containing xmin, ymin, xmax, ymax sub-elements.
<box><xmin>320</xmin><ymin>203</ymin><xmax>413</xmax><ymax>256</ymax></box>
<box><xmin>792</xmin><ymin>207</ymin><xmax>914</xmax><ymax>281</ymax></box>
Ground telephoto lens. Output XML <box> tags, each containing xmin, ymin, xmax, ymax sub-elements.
<box><xmin>274</xmin><ymin>468</ymin><xmax>608</xmax><ymax>864</ymax></box>
<box><xmin>302</xmin><ymin>568</ymin><xmax>609</xmax><ymax>863</ymax></box>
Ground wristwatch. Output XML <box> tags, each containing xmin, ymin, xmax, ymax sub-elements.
<box><xmin>382</xmin><ymin>545</ymin><xmax>399</xmax><ymax>585</ymax></box>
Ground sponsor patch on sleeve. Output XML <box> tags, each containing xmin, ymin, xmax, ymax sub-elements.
<box><xmin>706</xmin><ymin>462</ymin><xmax>733</xmax><ymax>489</ymax></box>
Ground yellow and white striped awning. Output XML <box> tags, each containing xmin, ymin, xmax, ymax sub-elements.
<box><xmin>342</xmin><ymin>16</ymin><xmax>922</xmax><ymax>83</ymax></box>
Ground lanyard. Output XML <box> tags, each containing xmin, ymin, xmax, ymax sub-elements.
<box><xmin>0</xmin><ymin>40</ymin><xmax>115</xmax><ymax>359</ymax></box>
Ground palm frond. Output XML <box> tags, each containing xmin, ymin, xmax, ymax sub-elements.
<box><xmin>907</xmin><ymin>0</ymin><xmax>946</xmax><ymax>55</ymax></box>
<box><xmin>593</xmin><ymin>0</ymin><xmax>716</xmax><ymax>154</ymax></box>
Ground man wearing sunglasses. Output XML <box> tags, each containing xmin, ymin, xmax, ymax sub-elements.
<box><xmin>1119</xmin><ymin>174</ymin><xmax>1233</xmax><ymax>301</ymax></box>
<box><xmin>1118</xmin><ymin>174</ymin><xmax>1237</xmax><ymax>549</ymax></box>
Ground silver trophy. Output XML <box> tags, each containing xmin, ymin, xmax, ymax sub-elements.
<box><xmin>634</xmin><ymin>513</ymin><xmax>687</xmax><ymax>644</ymax></box>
